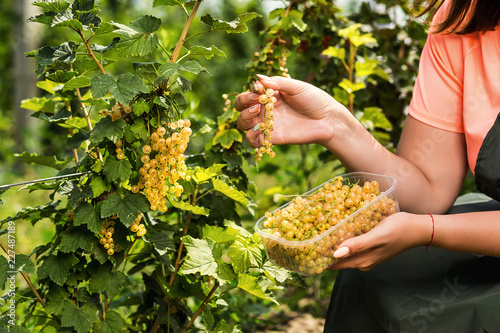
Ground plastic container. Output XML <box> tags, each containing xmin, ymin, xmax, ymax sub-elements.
<box><xmin>254</xmin><ymin>172</ymin><xmax>399</xmax><ymax>275</ymax></box>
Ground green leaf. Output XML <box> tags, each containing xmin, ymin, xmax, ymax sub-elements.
<box><xmin>94</xmin><ymin>21</ymin><xmax>117</xmax><ymax>35</ymax></box>
<box><xmin>213</xmin><ymin>128</ymin><xmax>242</xmax><ymax>149</ymax></box>
<box><xmin>15</xmin><ymin>254</ymin><xmax>36</xmax><ymax>275</ymax></box>
<box><xmin>66</xmin><ymin>130</ymin><xmax>90</xmax><ymax>150</ymax></box>
<box><xmin>321</xmin><ymin>46</ymin><xmax>346</xmax><ymax>60</ymax></box>
<box><xmin>339</xmin><ymin>23</ymin><xmax>377</xmax><ymax>47</ymax></box>
<box><xmin>90</xmin><ymin>73</ymin><xmax>115</xmax><ymax>99</ymax></box>
<box><xmin>72</xmin><ymin>0</ymin><xmax>96</xmax><ymax>12</ymax></box>
<box><xmin>355</xmin><ymin>59</ymin><xmax>389</xmax><ymax>81</ymax></box>
<box><xmin>190</xmin><ymin>164</ymin><xmax>225</xmax><ymax>183</ymax></box>
<box><xmin>237</xmin><ymin>274</ymin><xmax>278</xmax><ymax>304</ymax></box>
<box><xmin>63</xmin><ymin>116</ymin><xmax>94</xmax><ymax>130</ymax></box>
<box><xmin>15</xmin><ymin>152</ymin><xmax>69</xmax><ymax>170</ymax></box>
<box><xmin>0</xmin><ymin>256</ymin><xmax>7</xmax><ymax>289</ymax></box>
<box><xmin>103</xmin><ymin>156</ymin><xmax>132</xmax><ymax>183</ymax></box>
<box><xmin>157</xmin><ymin>62</ymin><xmax>180</xmax><ymax>80</ymax></box>
<box><xmin>74</xmin><ymin>202</ymin><xmax>102</xmax><ymax>233</ymax></box>
<box><xmin>57</xmin><ymin>180</ymin><xmax>92</xmax><ymax>208</ymax></box>
<box><xmin>189</xmin><ymin>45</ymin><xmax>226</xmax><ymax>59</ymax></box>
<box><xmin>280</xmin><ymin>10</ymin><xmax>307</xmax><ymax>32</ymax></box>
<box><xmin>203</xmin><ymin>307</ymin><xmax>215</xmax><ymax>331</ymax></box>
<box><xmin>46</xmin><ymin>69</ymin><xmax>78</xmax><ymax>83</ymax></box>
<box><xmin>34</xmin><ymin>42</ymin><xmax>77</xmax><ymax>76</ymax></box>
<box><xmin>359</xmin><ymin>107</ymin><xmax>393</xmax><ymax>131</ymax></box>
<box><xmin>89</xmin><ymin>176</ymin><xmax>109</xmax><ymax>198</ymax></box>
<box><xmin>112</xmin><ymin>73</ymin><xmax>149</xmax><ymax>105</ymax></box>
<box><xmin>1</xmin><ymin>201</ymin><xmax>60</xmax><ymax>224</ymax></box>
<box><xmin>90</xmin><ymin>117</ymin><xmax>126</xmax><ymax>144</ymax></box>
<box><xmin>37</xmin><ymin>79</ymin><xmax>61</xmax><ymax>94</ymax></box>
<box><xmin>59</xmin><ymin>227</ymin><xmax>94</xmax><ymax>253</ymax></box>
<box><xmin>153</xmin><ymin>0</ymin><xmax>184</xmax><ymax>6</ymax></box>
<box><xmin>212</xmin><ymin>178</ymin><xmax>248</xmax><ymax>206</ymax></box>
<box><xmin>113</xmin><ymin>15</ymin><xmax>161</xmax><ymax>57</ymax></box>
<box><xmin>179</xmin><ymin>236</ymin><xmax>218</xmax><ymax>277</ymax></box>
<box><xmin>263</xmin><ymin>261</ymin><xmax>296</xmax><ymax>284</ymax></box>
<box><xmin>338</xmin><ymin>78</ymin><xmax>366</xmax><ymax>94</ymax></box>
<box><xmin>201</xmin><ymin>12</ymin><xmax>262</xmax><ymax>34</ymax></box>
<box><xmin>45</xmin><ymin>285</ymin><xmax>69</xmax><ymax>315</ymax></box>
<box><xmin>100</xmin><ymin>193</ymin><xmax>149</xmax><ymax>226</ymax></box>
<box><xmin>91</xmin><ymin>72</ymin><xmax>148</xmax><ymax>105</ymax></box>
<box><xmin>63</xmin><ymin>76</ymin><xmax>91</xmax><ymax>91</ymax></box>
<box><xmin>27</xmin><ymin>12</ymin><xmax>56</xmax><ymax>26</ymax></box>
<box><xmin>132</xmin><ymin>100</ymin><xmax>150</xmax><ymax>117</ymax></box>
<box><xmin>213</xmin><ymin>320</ymin><xmax>242</xmax><ymax>333</ymax></box>
<box><xmin>148</xmin><ymin>229</ymin><xmax>175</xmax><ymax>253</ymax></box>
<box><xmin>129</xmin><ymin>118</ymin><xmax>148</xmax><ymax>139</ymax></box>
<box><xmin>166</xmin><ymin>193</ymin><xmax>209</xmax><ymax>216</ymax></box>
<box><xmin>6</xmin><ymin>326</ymin><xmax>31</xmax><ymax>333</ymax></box>
<box><xmin>179</xmin><ymin>60</ymin><xmax>208</xmax><ymax>74</ymax></box>
<box><xmin>61</xmin><ymin>301</ymin><xmax>98</xmax><ymax>333</ymax></box>
<box><xmin>89</xmin><ymin>264</ymin><xmax>128</xmax><ymax>298</ymax></box>
<box><xmin>95</xmin><ymin>310</ymin><xmax>126</xmax><ymax>333</ymax></box>
<box><xmin>227</xmin><ymin>237</ymin><xmax>262</xmax><ymax>274</ymax></box>
<box><xmin>91</xmin><ymin>37</ymin><xmax>120</xmax><ymax>54</ymax></box>
<box><xmin>21</xmin><ymin>97</ymin><xmax>56</xmax><ymax>113</ymax></box>
<box><xmin>52</xmin><ymin>9</ymin><xmax>83</xmax><ymax>30</ymax></box>
<box><xmin>37</xmin><ymin>253</ymin><xmax>79</xmax><ymax>286</ymax></box>
<box><xmin>32</xmin><ymin>0</ymin><xmax>71</xmax><ymax>12</ymax></box>
<box><xmin>202</xmin><ymin>225</ymin><xmax>238</xmax><ymax>244</ymax></box>
<box><xmin>31</xmin><ymin>109</ymin><xmax>72</xmax><ymax>123</ymax></box>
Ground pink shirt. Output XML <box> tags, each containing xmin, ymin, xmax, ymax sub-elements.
<box><xmin>408</xmin><ymin>21</ymin><xmax>500</xmax><ymax>173</ymax></box>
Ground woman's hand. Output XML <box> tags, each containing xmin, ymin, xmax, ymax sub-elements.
<box><xmin>234</xmin><ymin>75</ymin><xmax>350</xmax><ymax>148</ymax></box>
<box><xmin>328</xmin><ymin>212</ymin><xmax>430</xmax><ymax>271</ymax></box>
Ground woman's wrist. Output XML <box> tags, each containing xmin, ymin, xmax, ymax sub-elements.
<box><xmin>403</xmin><ymin>212</ymin><xmax>436</xmax><ymax>248</ymax></box>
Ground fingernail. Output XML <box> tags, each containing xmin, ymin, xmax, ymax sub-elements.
<box><xmin>252</xmin><ymin>82</ymin><xmax>259</xmax><ymax>92</ymax></box>
<box><xmin>249</xmin><ymin>93</ymin><xmax>259</xmax><ymax>101</ymax></box>
<box><xmin>334</xmin><ymin>247</ymin><xmax>350</xmax><ymax>258</ymax></box>
<box><xmin>256</xmin><ymin>74</ymin><xmax>271</xmax><ymax>81</ymax></box>
<box><xmin>248</xmin><ymin>104</ymin><xmax>260</xmax><ymax>114</ymax></box>
<box><xmin>253</xmin><ymin>123</ymin><xmax>261</xmax><ymax>132</ymax></box>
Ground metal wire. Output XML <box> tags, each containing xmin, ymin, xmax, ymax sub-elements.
<box><xmin>0</xmin><ymin>152</ymin><xmax>206</xmax><ymax>190</ymax></box>
<box><xmin>0</xmin><ymin>171</ymin><xmax>93</xmax><ymax>190</ymax></box>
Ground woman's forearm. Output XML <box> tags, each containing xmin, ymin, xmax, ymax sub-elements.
<box><xmin>430</xmin><ymin>211</ymin><xmax>500</xmax><ymax>257</ymax></box>
<box><xmin>323</xmin><ymin>111</ymin><xmax>468</xmax><ymax>214</ymax></box>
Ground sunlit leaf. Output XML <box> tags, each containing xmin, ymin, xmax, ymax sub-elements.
<box><xmin>212</xmin><ymin>178</ymin><xmax>248</xmax><ymax>207</ymax></box>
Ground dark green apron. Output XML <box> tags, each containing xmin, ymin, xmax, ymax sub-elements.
<box><xmin>324</xmin><ymin>117</ymin><xmax>500</xmax><ymax>333</ymax></box>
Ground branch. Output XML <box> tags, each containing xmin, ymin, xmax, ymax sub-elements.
<box><xmin>181</xmin><ymin>281</ymin><xmax>219</xmax><ymax>333</ymax></box>
<box><xmin>169</xmin><ymin>186</ymin><xmax>199</xmax><ymax>286</ymax></box>
<box><xmin>0</xmin><ymin>240</ymin><xmax>47</xmax><ymax>308</ymax></box>
<box><xmin>170</xmin><ymin>0</ymin><xmax>203</xmax><ymax>63</ymax></box>
<box><xmin>77</xmin><ymin>29</ymin><xmax>106</xmax><ymax>74</ymax></box>
<box><xmin>76</xmin><ymin>88</ymin><xmax>104</xmax><ymax>163</ymax></box>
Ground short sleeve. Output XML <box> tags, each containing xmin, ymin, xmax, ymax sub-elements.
<box><xmin>408</xmin><ymin>31</ymin><xmax>465</xmax><ymax>133</ymax></box>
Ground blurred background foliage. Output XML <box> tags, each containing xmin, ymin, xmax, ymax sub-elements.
<box><xmin>0</xmin><ymin>0</ymin><xmax>474</xmax><ymax>329</ymax></box>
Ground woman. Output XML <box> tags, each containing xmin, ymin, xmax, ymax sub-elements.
<box><xmin>235</xmin><ymin>0</ymin><xmax>500</xmax><ymax>331</ymax></box>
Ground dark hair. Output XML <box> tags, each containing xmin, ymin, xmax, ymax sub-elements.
<box><xmin>414</xmin><ymin>0</ymin><xmax>500</xmax><ymax>34</ymax></box>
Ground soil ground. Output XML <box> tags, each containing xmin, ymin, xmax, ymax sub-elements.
<box><xmin>261</xmin><ymin>312</ymin><xmax>325</xmax><ymax>333</ymax></box>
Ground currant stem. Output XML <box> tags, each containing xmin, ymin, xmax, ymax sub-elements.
<box><xmin>170</xmin><ymin>0</ymin><xmax>203</xmax><ymax>63</ymax></box>
<box><xmin>76</xmin><ymin>88</ymin><xmax>104</xmax><ymax>163</ymax></box>
<box><xmin>180</xmin><ymin>281</ymin><xmax>220</xmax><ymax>333</ymax></box>
<box><xmin>0</xmin><ymin>240</ymin><xmax>48</xmax><ymax>309</ymax></box>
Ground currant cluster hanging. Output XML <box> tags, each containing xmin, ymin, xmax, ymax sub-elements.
<box><xmin>254</xmin><ymin>87</ymin><xmax>277</xmax><ymax>161</ymax></box>
<box><xmin>131</xmin><ymin>119</ymin><xmax>193</xmax><ymax>212</ymax></box>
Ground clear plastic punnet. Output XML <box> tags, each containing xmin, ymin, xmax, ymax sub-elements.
<box><xmin>255</xmin><ymin>172</ymin><xmax>399</xmax><ymax>275</ymax></box>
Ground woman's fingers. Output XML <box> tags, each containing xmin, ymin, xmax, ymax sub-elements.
<box><xmin>234</xmin><ymin>91</ymin><xmax>260</xmax><ymax>111</ymax></box>
<box><xmin>237</xmin><ymin>104</ymin><xmax>262</xmax><ymax>131</ymax></box>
